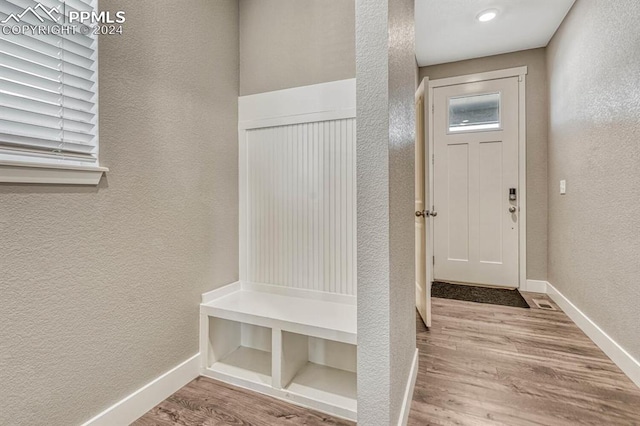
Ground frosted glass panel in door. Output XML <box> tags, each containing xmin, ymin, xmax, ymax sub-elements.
<box><xmin>449</xmin><ymin>92</ymin><xmax>501</xmax><ymax>133</ymax></box>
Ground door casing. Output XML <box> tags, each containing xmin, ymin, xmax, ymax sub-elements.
<box><xmin>427</xmin><ymin>67</ymin><xmax>528</xmax><ymax>289</ymax></box>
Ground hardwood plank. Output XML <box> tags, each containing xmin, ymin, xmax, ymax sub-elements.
<box><xmin>409</xmin><ymin>295</ymin><xmax>640</xmax><ymax>425</ymax></box>
<box><xmin>132</xmin><ymin>376</ymin><xmax>353</xmax><ymax>426</ymax></box>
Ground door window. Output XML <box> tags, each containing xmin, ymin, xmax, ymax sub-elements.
<box><xmin>448</xmin><ymin>92</ymin><xmax>501</xmax><ymax>133</ymax></box>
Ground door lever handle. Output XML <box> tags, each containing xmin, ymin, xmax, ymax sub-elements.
<box><xmin>416</xmin><ymin>210</ymin><xmax>437</xmax><ymax>217</ymax></box>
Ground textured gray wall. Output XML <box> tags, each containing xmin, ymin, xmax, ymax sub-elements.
<box><xmin>388</xmin><ymin>0</ymin><xmax>418</xmax><ymax>422</ymax></box>
<box><xmin>356</xmin><ymin>0</ymin><xmax>416</xmax><ymax>423</ymax></box>
<box><xmin>547</xmin><ymin>0</ymin><xmax>640</xmax><ymax>360</ymax></box>
<box><xmin>0</xmin><ymin>1</ymin><xmax>239</xmax><ymax>424</ymax></box>
<box><xmin>419</xmin><ymin>48</ymin><xmax>549</xmax><ymax>281</ymax></box>
<box><xmin>239</xmin><ymin>0</ymin><xmax>355</xmax><ymax>96</ymax></box>
<box><xmin>356</xmin><ymin>0</ymin><xmax>391</xmax><ymax>421</ymax></box>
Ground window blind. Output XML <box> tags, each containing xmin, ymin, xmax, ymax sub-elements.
<box><xmin>0</xmin><ymin>0</ymin><xmax>98</xmax><ymax>166</ymax></box>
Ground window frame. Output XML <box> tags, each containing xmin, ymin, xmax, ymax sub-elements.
<box><xmin>0</xmin><ymin>0</ymin><xmax>107</xmax><ymax>185</ymax></box>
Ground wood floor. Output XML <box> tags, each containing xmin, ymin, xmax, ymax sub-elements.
<box><xmin>132</xmin><ymin>376</ymin><xmax>353</xmax><ymax>426</ymax></box>
<box><xmin>135</xmin><ymin>293</ymin><xmax>640</xmax><ymax>425</ymax></box>
<box><xmin>408</xmin><ymin>293</ymin><xmax>640</xmax><ymax>425</ymax></box>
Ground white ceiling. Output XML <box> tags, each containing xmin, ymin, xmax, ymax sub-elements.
<box><xmin>415</xmin><ymin>0</ymin><xmax>576</xmax><ymax>67</ymax></box>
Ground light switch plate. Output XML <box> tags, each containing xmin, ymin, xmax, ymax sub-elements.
<box><xmin>560</xmin><ymin>180</ymin><xmax>566</xmax><ymax>195</ymax></box>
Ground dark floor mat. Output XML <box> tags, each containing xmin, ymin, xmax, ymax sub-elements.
<box><xmin>432</xmin><ymin>281</ymin><xmax>530</xmax><ymax>308</ymax></box>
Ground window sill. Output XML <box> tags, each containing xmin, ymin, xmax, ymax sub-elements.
<box><xmin>0</xmin><ymin>161</ymin><xmax>108</xmax><ymax>185</ymax></box>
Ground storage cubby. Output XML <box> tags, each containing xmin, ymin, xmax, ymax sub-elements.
<box><xmin>280</xmin><ymin>331</ymin><xmax>357</xmax><ymax>415</ymax></box>
<box><xmin>200</xmin><ymin>282</ymin><xmax>357</xmax><ymax>420</ymax></box>
<box><xmin>206</xmin><ymin>317</ymin><xmax>272</xmax><ymax>386</ymax></box>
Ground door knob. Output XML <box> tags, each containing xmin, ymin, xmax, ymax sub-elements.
<box><xmin>509</xmin><ymin>206</ymin><xmax>517</xmax><ymax>213</ymax></box>
<box><xmin>430</xmin><ymin>211</ymin><xmax>438</xmax><ymax>217</ymax></box>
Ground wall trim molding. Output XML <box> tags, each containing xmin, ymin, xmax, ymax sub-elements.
<box><xmin>522</xmin><ymin>279</ymin><xmax>548</xmax><ymax>293</ymax></box>
<box><xmin>397</xmin><ymin>349</ymin><xmax>419</xmax><ymax>426</ymax></box>
<box><xmin>80</xmin><ymin>353</ymin><xmax>200</xmax><ymax>426</ymax></box>
<box><xmin>428</xmin><ymin>66</ymin><xmax>528</xmax><ymax>89</ymax></box>
<box><xmin>546</xmin><ymin>283</ymin><xmax>640</xmax><ymax>388</ymax></box>
<box><xmin>238</xmin><ymin>79</ymin><xmax>356</xmax><ymax>129</ymax></box>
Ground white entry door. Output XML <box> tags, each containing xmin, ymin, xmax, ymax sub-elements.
<box><xmin>433</xmin><ymin>77</ymin><xmax>520</xmax><ymax>288</ymax></box>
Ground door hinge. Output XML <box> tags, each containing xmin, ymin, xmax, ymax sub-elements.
<box><xmin>432</xmin><ymin>256</ymin><xmax>435</xmax><ymax>265</ymax></box>
<box><xmin>432</xmin><ymin>154</ymin><xmax>434</xmax><ymax>165</ymax></box>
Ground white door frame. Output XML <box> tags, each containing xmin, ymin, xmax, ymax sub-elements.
<box><xmin>427</xmin><ymin>67</ymin><xmax>528</xmax><ymax>288</ymax></box>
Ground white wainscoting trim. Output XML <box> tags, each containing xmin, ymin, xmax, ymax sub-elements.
<box><xmin>239</xmin><ymin>79</ymin><xmax>356</xmax><ymax>127</ymax></box>
<box><xmin>521</xmin><ymin>279</ymin><xmax>548</xmax><ymax>293</ymax></box>
<box><xmin>397</xmin><ymin>349</ymin><xmax>419</xmax><ymax>426</ymax></box>
<box><xmin>80</xmin><ymin>354</ymin><xmax>200</xmax><ymax>426</ymax></box>
<box><xmin>546</xmin><ymin>282</ymin><xmax>640</xmax><ymax>388</ymax></box>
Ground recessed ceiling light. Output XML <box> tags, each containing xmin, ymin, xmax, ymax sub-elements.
<box><xmin>477</xmin><ymin>9</ymin><xmax>498</xmax><ymax>22</ymax></box>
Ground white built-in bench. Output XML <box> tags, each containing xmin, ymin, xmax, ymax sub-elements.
<box><xmin>199</xmin><ymin>281</ymin><xmax>357</xmax><ymax>421</ymax></box>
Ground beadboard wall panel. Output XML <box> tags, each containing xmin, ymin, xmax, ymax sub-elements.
<box><xmin>238</xmin><ymin>80</ymin><xmax>357</xmax><ymax>296</ymax></box>
<box><xmin>244</xmin><ymin>119</ymin><xmax>356</xmax><ymax>295</ymax></box>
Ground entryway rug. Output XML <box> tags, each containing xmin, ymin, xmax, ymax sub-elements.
<box><xmin>432</xmin><ymin>281</ymin><xmax>530</xmax><ymax>308</ymax></box>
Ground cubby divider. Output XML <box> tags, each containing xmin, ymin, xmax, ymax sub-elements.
<box><xmin>200</xmin><ymin>281</ymin><xmax>357</xmax><ymax>420</ymax></box>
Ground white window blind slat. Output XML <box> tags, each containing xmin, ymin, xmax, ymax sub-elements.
<box><xmin>1</xmin><ymin>33</ymin><xmax>95</xmax><ymax>69</ymax></box>
<box><xmin>1</xmin><ymin>65</ymin><xmax>95</xmax><ymax>102</ymax></box>
<box><xmin>0</xmin><ymin>0</ymin><xmax>98</xmax><ymax>165</ymax></box>
<box><xmin>0</xmin><ymin>118</ymin><xmax>61</xmax><ymax>140</ymax></box>
<box><xmin>0</xmin><ymin>143</ymin><xmax>95</xmax><ymax>162</ymax></box>
<box><xmin>0</xmin><ymin>13</ymin><xmax>95</xmax><ymax>55</ymax></box>
<box><xmin>0</xmin><ymin>131</ymin><xmax>95</xmax><ymax>152</ymax></box>
<box><xmin>0</xmin><ymin>94</ymin><xmax>94</xmax><ymax>122</ymax></box>
<box><xmin>0</xmin><ymin>105</ymin><xmax>94</xmax><ymax>133</ymax></box>
<box><xmin>0</xmin><ymin>78</ymin><xmax>63</xmax><ymax>105</ymax></box>
<box><xmin>0</xmin><ymin>119</ymin><xmax>94</xmax><ymax>145</ymax></box>
<box><xmin>0</xmin><ymin>52</ymin><xmax>94</xmax><ymax>91</ymax></box>
<box><xmin>0</xmin><ymin>39</ymin><xmax>95</xmax><ymax>80</ymax></box>
<box><xmin>0</xmin><ymin>79</ymin><xmax>97</xmax><ymax>112</ymax></box>
<box><xmin>20</xmin><ymin>32</ymin><xmax>95</xmax><ymax>59</ymax></box>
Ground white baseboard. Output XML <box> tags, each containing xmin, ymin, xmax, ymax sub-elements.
<box><xmin>546</xmin><ymin>283</ymin><xmax>640</xmax><ymax>388</ymax></box>
<box><xmin>397</xmin><ymin>349</ymin><xmax>419</xmax><ymax>426</ymax></box>
<box><xmin>521</xmin><ymin>279</ymin><xmax>548</xmax><ymax>293</ymax></box>
<box><xmin>81</xmin><ymin>353</ymin><xmax>200</xmax><ymax>426</ymax></box>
